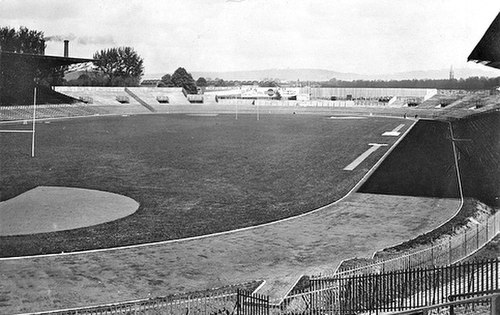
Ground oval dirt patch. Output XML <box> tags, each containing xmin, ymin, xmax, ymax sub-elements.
<box><xmin>0</xmin><ymin>186</ymin><xmax>139</xmax><ymax>236</ymax></box>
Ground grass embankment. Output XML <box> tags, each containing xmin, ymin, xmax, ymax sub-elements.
<box><xmin>359</xmin><ymin>119</ymin><xmax>459</xmax><ymax>198</ymax></box>
<box><xmin>0</xmin><ymin>113</ymin><xmax>402</xmax><ymax>257</ymax></box>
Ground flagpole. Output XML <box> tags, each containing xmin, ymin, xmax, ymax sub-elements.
<box><xmin>31</xmin><ymin>87</ymin><xmax>36</xmax><ymax>157</ymax></box>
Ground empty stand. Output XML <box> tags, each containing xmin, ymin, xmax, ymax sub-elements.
<box><xmin>55</xmin><ymin>87</ymin><xmax>141</xmax><ymax>106</ymax></box>
<box><xmin>0</xmin><ymin>105</ymin><xmax>110</xmax><ymax>121</ymax></box>
<box><xmin>124</xmin><ymin>87</ymin><xmax>156</xmax><ymax>112</ymax></box>
<box><xmin>127</xmin><ymin>87</ymin><xmax>191</xmax><ymax>106</ymax></box>
<box><xmin>418</xmin><ymin>94</ymin><xmax>465</xmax><ymax>109</ymax></box>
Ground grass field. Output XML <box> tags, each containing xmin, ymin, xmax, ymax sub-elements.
<box><xmin>0</xmin><ymin>113</ymin><xmax>405</xmax><ymax>257</ymax></box>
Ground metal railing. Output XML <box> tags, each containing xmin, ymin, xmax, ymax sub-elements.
<box><xmin>278</xmin><ymin>259</ymin><xmax>499</xmax><ymax>315</ymax></box>
<box><xmin>20</xmin><ymin>285</ymin><xmax>253</xmax><ymax>315</ymax></box>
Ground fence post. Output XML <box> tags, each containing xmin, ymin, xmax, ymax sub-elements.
<box><xmin>431</xmin><ymin>243</ymin><xmax>434</xmax><ymax>267</ymax></box>
<box><xmin>494</xmin><ymin>212</ymin><xmax>497</xmax><ymax>235</ymax></box>
<box><xmin>476</xmin><ymin>224</ymin><xmax>479</xmax><ymax>250</ymax></box>
<box><xmin>463</xmin><ymin>230</ymin><xmax>467</xmax><ymax>256</ymax></box>
<box><xmin>236</xmin><ymin>289</ymin><xmax>240</xmax><ymax>315</ymax></box>
<box><xmin>448</xmin><ymin>236</ymin><xmax>452</xmax><ymax>265</ymax></box>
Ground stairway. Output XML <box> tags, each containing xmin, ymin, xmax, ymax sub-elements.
<box><xmin>124</xmin><ymin>87</ymin><xmax>156</xmax><ymax>112</ymax></box>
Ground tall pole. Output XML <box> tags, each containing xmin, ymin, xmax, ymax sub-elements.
<box><xmin>31</xmin><ymin>87</ymin><xmax>36</xmax><ymax>157</ymax></box>
<box><xmin>236</xmin><ymin>102</ymin><xmax>238</xmax><ymax>120</ymax></box>
<box><xmin>257</xmin><ymin>101</ymin><xmax>259</xmax><ymax>121</ymax></box>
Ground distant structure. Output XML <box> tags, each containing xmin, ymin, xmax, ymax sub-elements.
<box><xmin>449</xmin><ymin>65</ymin><xmax>454</xmax><ymax>80</ymax></box>
<box><xmin>140</xmin><ymin>79</ymin><xmax>162</xmax><ymax>87</ymax></box>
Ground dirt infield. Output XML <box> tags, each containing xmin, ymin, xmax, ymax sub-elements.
<box><xmin>0</xmin><ymin>186</ymin><xmax>139</xmax><ymax>236</ymax></box>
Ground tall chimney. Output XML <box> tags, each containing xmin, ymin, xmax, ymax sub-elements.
<box><xmin>63</xmin><ymin>40</ymin><xmax>69</xmax><ymax>57</ymax></box>
<box><xmin>41</xmin><ymin>39</ymin><xmax>45</xmax><ymax>55</ymax></box>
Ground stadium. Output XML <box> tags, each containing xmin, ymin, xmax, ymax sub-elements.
<box><xmin>1</xmin><ymin>6</ymin><xmax>500</xmax><ymax>315</ymax></box>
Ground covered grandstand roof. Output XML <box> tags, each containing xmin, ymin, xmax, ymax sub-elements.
<box><xmin>468</xmin><ymin>12</ymin><xmax>500</xmax><ymax>69</ymax></box>
<box><xmin>0</xmin><ymin>51</ymin><xmax>94</xmax><ymax>67</ymax></box>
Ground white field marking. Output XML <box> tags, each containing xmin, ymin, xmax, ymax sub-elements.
<box><xmin>0</xmin><ymin>117</ymin><xmax>416</xmax><ymax>262</ymax></box>
<box><xmin>343</xmin><ymin>143</ymin><xmax>389</xmax><ymax>171</ymax></box>
<box><xmin>0</xmin><ymin>130</ymin><xmax>32</xmax><ymax>133</ymax></box>
<box><xmin>382</xmin><ymin>124</ymin><xmax>405</xmax><ymax>136</ymax></box>
<box><xmin>186</xmin><ymin>113</ymin><xmax>218</xmax><ymax>117</ymax></box>
<box><xmin>329</xmin><ymin>116</ymin><xmax>366</xmax><ymax>120</ymax></box>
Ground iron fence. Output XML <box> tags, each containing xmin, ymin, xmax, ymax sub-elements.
<box><xmin>24</xmin><ymin>287</ymin><xmax>242</xmax><ymax>315</ymax></box>
<box><xmin>278</xmin><ymin>259</ymin><xmax>499</xmax><ymax>315</ymax></box>
<box><xmin>236</xmin><ymin>289</ymin><xmax>269</xmax><ymax>315</ymax></box>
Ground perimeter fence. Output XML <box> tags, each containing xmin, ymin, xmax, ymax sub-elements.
<box><xmin>23</xmin><ymin>284</ymin><xmax>262</xmax><ymax>315</ymax></box>
<box><xmin>278</xmin><ymin>259</ymin><xmax>499</xmax><ymax>315</ymax></box>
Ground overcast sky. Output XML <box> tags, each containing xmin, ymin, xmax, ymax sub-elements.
<box><xmin>1</xmin><ymin>0</ymin><xmax>499</xmax><ymax>75</ymax></box>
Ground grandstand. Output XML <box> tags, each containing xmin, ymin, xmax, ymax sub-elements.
<box><xmin>0</xmin><ymin>46</ymin><xmax>93</xmax><ymax>106</ymax></box>
<box><xmin>55</xmin><ymin>86</ymin><xmax>192</xmax><ymax>107</ymax></box>
<box><xmin>308</xmin><ymin>87</ymin><xmax>436</xmax><ymax>101</ymax></box>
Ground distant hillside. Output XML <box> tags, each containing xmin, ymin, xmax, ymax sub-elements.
<box><xmin>143</xmin><ymin>67</ymin><xmax>499</xmax><ymax>82</ymax></box>
<box><xmin>191</xmin><ymin>69</ymin><xmax>360</xmax><ymax>81</ymax></box>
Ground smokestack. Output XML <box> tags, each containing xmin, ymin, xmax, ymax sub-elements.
<box><xmin>64</xmin><ymin>40</ymin><xmax>69</xmax><ymax>57</ymax></box>
<box><xmin>41</xmin><ymin>39</ymin><xmax>45</xmax><ymax>55</ymax></box>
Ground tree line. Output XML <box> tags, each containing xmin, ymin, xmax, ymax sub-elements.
<box><xmin>191</xmin><ymin>77</ymin><xmax>500</xmax><ymax>90</ymax></box>
<box><xmin>0</xmin><ymin>26</ymin><xmax>45</xmax><ymax>54</ymax></box>
<box><xmin>320</xmin><ymin>77</ymin><xmax>500</xmax><ymax>90</ymax></box>
<box><xmin>4</xmin><ymin>26</ymin><xmax>500</xmax><ymax>91</ymax></box>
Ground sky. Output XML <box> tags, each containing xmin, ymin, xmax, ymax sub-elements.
<box><xmin>1</xmin><ymin>0</ymin><xmax>499</xmax><ymax>76</ymax></box>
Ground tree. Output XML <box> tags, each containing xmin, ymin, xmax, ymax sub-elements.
<box><xmin>0</xmin><ymin>26</ymin><xmax>50</xmax><ymax>105</ymax></box>
<box><xmin>93</xmin><ymin>47</ymin><xmax>144</xmax><ymax>86</ymax></box>
<box><xmin>160</xmin><ymin>74</ymin><xmax>175</xmax><ymax>87</ymax></box>
<box><xmin>0</xmin><ymin>26</ymin><xmax>45</xmax><ymax>54</ymax></box>
<box><xmin>196</xmin><ymin>77</ymin><xmax>207</xmax><ymax>87</ymax></box>
<box><xmin>171</xmin><ymin>67</ymin><xmax>197</xmax><ymax>94</ymax></box>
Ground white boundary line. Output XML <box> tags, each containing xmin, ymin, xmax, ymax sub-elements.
<box><xmin>343</xmin><ymin>143</ymin><xmax>388</xmax><ymax>171</ymax></box>
<box><xmin>0</xmin><ymin>130</ymin><xmax>32</xmax><ymax>133</ymax></box>
<box><xmin>0</xmin><ymin>115</ymin><xmax>415</xmax><ymax>262</ymax></box>
<box><xmin>251</xmin><ymin>280</ymin><xmax>267</xmax><ymax>295</ymax></box>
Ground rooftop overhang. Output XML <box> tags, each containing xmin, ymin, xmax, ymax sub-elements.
<box><xmin>468</xmin><ymin>12</ymin><xmax>500</xmax><ymax>69</ymax></box>
<box><xmin>0</xmin><ymin>51</ymin><xmax>94</xmax><ymax>68</ymax></box>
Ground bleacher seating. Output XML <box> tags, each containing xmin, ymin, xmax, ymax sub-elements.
<box><xmin>0</xmin><ymin>105</ymin><xmax>110</xmax><ymax>121</ymax></box>
<box><xmin>55</xmin><ymin>87</ymin><xmax>192</xmax><ymax>107</ymax></box>
<box><xmin>417</xmin><ymin>94</ymin><xmax>464</xmax><ymax>109</ymax></box>
<box><xmin>54</xmin><ymin>87</ymin><xmax>141</xmax><ymax>106</ymax></box>
<box><xmin>187</xmin><ymin>94</ymin><xmax>203</xmax><ymax>103</ymax></box>
<box><xmin>127</xmin><ymin>87</ymin><xmax>191</xmax><ymax>106</ymax></box>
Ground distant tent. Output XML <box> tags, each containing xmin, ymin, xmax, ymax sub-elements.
<box><xmin>468</xmin><ymin>12</ymin><xmax>500</xmax><ymax>69</ymax></box>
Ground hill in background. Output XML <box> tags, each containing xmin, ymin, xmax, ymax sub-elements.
<box><xmin>143</xmin><ymin>67</ymin><xmax>499</xmax><ymax>82</ymax></box>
